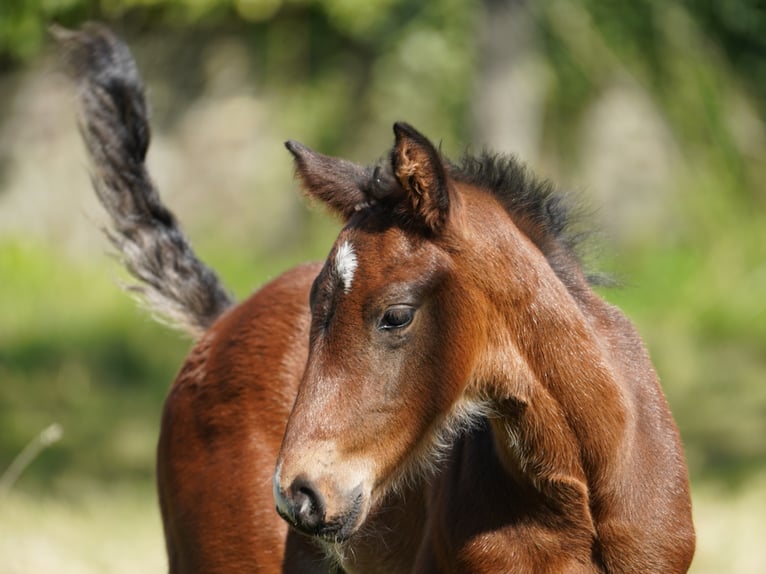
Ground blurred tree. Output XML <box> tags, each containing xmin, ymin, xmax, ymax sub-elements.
<box><xmin>685</xmin><ymin>0</ymin><xmax>766</xmax><ymax>114</ymax></box>
<box><xmin>522</xmin><ymin>0</ymin><xmax>766</xmax><ymax>239</ymax></box>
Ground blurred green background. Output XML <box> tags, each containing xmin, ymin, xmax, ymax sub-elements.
<box><xmin>1</xmin><ymin>0</ymin><xmax>764</xmax><ymax>572</ymax></box>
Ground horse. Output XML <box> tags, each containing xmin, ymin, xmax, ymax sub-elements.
<box><xmin>273</xmin><ymin>122</ymin><xmax>697</xmax><ymax>572</ymax></box>
<box><xmin>60</xmin><ymin>23</ymin><xmax>695</xmax><ymax>573</ymax></box>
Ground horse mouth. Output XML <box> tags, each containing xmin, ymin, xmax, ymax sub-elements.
<box><xmin>322</xmin><ymin>488</ymin><xmax>367</xmax><ymax>543</ymax></box>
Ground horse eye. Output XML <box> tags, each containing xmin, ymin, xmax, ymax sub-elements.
<box><xmin>379</xmin><ymin>306</ymin><xmax>415</xmax><ymax>330</ymax></box>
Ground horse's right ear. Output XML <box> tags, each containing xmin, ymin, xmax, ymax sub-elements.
<box><xmin>285</xmin><ymin>140</ymin><xmax>370</xmax><ymax>220</ymax></box>
<box><xmin>391</xmin><ymin>122</ymin><xmax>450</xmax><ymax>233</ymax></box>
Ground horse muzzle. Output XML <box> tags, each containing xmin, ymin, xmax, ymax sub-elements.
<box><xmin>273</xmin><ymin>465</ymin><xmax>369</xmax><ymax>541</ymax></box>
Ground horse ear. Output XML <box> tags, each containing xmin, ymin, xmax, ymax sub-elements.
<box><xmin>391</xmin><ymin>122</ymin><xmax>450</xmax><ymax>232</ymax></box>
<box><xmin>285</xmin><ymin>140</ymin><xmax>370</xmax><ymax>220</ymax></box>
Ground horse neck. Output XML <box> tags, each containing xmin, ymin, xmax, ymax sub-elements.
<box><xmin>340</xmin><ymin>482</ymin><xmax>428</xmax><ymax>574</ymax></box>
<box><xmin>460</xmin><ymin>200</ymin><xmax>629</xmax><ymax>500</ymax></box>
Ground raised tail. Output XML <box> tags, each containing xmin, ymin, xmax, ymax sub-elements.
<box><xmin>55</xmin><ymin>23</ymin><xmax>234</xmax><ymax>339</ymax></box>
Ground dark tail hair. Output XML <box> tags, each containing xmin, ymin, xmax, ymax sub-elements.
<box><xmin>54</xmin><ymin>23</ymin><xmax>234</xmax><ymax>338</ymax></box>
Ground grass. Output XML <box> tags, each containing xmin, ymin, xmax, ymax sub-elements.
<box><xmin>0</xmin><ymin>486</ymin><xmax>166</xmax><ymax>574</ymax></box>
<box><xmin>690</xmin><ymin>474</ymin><xmax>766</xmax><ymax>573</ymax></box>
<box><xmin>1</xmin><ymin>476</ymin><xmax>765</xmax><ymax>573</ymax></box>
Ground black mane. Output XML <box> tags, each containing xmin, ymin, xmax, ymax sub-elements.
<box><xmin>450</xmin><ymin>152</ymin><xmax>600</xmax><ymax>289</ymax></box>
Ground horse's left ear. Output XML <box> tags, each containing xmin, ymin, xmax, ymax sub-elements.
<box><xmin>285</xmin><ymin>140</ymin><xmax>370</xmax><ymax>220</ymax></box>
<box><xmin>391</xmin><ymin>122</ymin><xmax>450</xmax><ymax>233</ymax></box>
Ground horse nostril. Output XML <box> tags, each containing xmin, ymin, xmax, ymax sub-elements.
<box><xmin>289</xmin><ymin>477</ymin><xmax>325</xmax><ymax>533</ymax></box>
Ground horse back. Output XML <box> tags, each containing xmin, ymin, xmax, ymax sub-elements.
<box><xmin>156</xmin><ymin>262</ymin><xmax>328</xmax><ymax>573</ymax></box>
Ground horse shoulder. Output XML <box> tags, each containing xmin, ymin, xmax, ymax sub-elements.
<box><xmin>585</xmin><ymin>297</ymin><xmax>695</xmax><ymax>572</ymax></box>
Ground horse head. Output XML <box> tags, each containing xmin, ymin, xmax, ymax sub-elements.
<box><xmin>273</xmin><ymin>123</ymin><xmax>527</xmax><ymax>542</ymax></box>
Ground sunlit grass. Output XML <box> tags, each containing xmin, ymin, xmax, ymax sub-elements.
<box><xmin>0</xmin><ymin>486</ymin><xmax>165</xmax><ymax>574</ymax></box>
<box><xmin>1</xmin><ymin>478</ymin><xmax>764</xmax><ymax>573</ymax></box>
<box><xmin>690</xmin><ymin>475</ymin><xmax>766</xmax><ymax>573</ymax></box>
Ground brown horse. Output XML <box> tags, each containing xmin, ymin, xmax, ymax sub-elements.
<box><xmin>273</xmin><ymin>126</ymin><xmax>696</xmax><ymax>572</ymax></box>
<box><xmin>61</xmin><ymin>23</ymin><xmax>695</xmax><ymax>574</ymax></box>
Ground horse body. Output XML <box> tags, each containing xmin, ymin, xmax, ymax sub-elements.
<box><xmin>62</xmin><ymin>23</ymin><xmax>694</xmax><ymax>573</ymax></box>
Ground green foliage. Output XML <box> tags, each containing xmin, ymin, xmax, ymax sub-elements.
<box><xmin>599</xmin><ymin>195</ymin><xmax>766</xmax><ymax>485</ymax></box>
<box><xmin>0</xmin><ymin>240</ymin><xmax>186</xmax><ymax>488</ymax></box>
